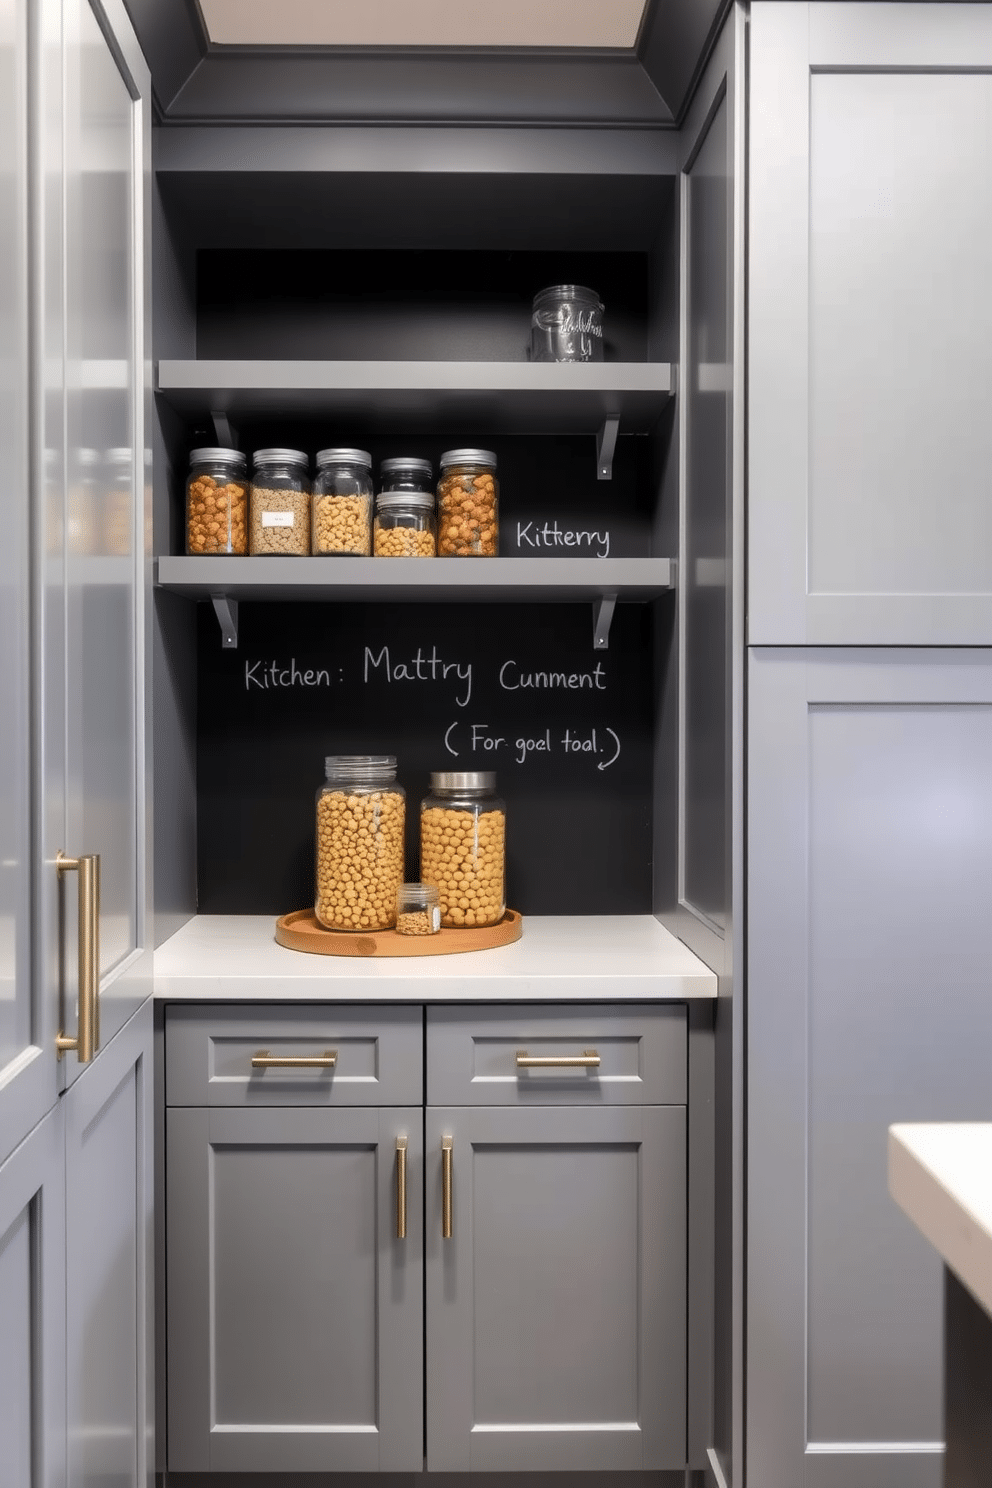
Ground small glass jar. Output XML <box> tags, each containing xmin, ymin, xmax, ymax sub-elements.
<box><xmin>395</xmin><ymin>883</ymin><xmax>441</xmax><ymax>937</ymax></box>
<box><xmin>530</xmin><ymin>284</ymin><xmax>604</xmax><ymax>363</ymax></box>
<box><xmin>104</xmin><ymin>447</ymin><xmax>134</xmax><ymax>557</ymax></box>
<box><xmin>186</xmin><ymin>447</ymin><xmax>248</xmax><ymax>556</ymax></box>
<box><xmin>250</xmin><ymin>448</ymin><xmax>310</xmax><ymax>556</ymax></box>
<box><xmin>437</xmin><ymin>449</ymin><xmax>499</xmax><ymax>558</ymax></box>
<box><xmin>420</xmin><ymin>771</ymin><xmax>506</xmax><ymax>928</ymax></box>
<box><xmin>374</xmin><ymin>492</ymin><xmax>436</xmax><ymax>557</ymax></box>
<box><xmin>312</xmin><ymin>448</ymin><xmax>373</xmax><ymax>556</ymax></box>
<box><xmin>315</xmin><ymin>756</ymin><xmax>406</xmax><ymax>931</ymax></box>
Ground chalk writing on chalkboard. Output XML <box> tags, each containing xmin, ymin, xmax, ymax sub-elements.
<box><xmin>515</xmin><ymin>520</ymin><xmax>610</xmax><ymax>556</ymax></box>
<box><xmin>443</xmin><ymin>721</ymin><xmax>622</xmax><ymax>769</ymax></box>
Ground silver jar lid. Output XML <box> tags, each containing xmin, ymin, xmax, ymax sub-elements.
<box><xmin>381</xmin><ymin>457</ymin><xmax>433</xmax><ymax>478</ymax></box>
<box><xmin>439</xmin><ymin>449</ymin><xmax>497</xmax><ymax>469</ymax></box>
<box><xmin>430</xmin><ymin>771</ymin><xmax>497</xmax><ymax>791</ymax></box>
<box><xmin>253</xmin><ymin>447</ymin><xmax>309</xmax><ymax>467</ymax></box>
<box><xmin>190</xmin><ymin>447</ymin><xmax>246</xmax><ymax>465</ymax></box>
<box><xmin>376</xmin><ymin>491</ymin><xmax>434</xmax><ymax>511</ymax></box>
<box><xmin>316</xmin><ymin>448</ymin><xmax>372</xmax><ymax>467</ymax></box>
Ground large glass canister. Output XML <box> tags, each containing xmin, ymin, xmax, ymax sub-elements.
<box><xmin>420</xmin><ymin>771</ymin><xmax>506</xmax><ymax>928</ymax></box>
<box><xmin>436</xmin><ymin>449</ymin><xmax>499</xmax><ymax>557</ymax></box>
<box><xmin>315</xmin><ymin>755</ymin><xmax>406</xmax><ymax>931</ymax></box>
<box><xmin>312</xmin><ymin>448</ymin><xmax>373</xmax><ymax>555</ymax></box>
<box><xmin>250</xmin><ymin>448</ymin><xmax>311</xmax><ymax>555</ymax></box>
<box><xmin>185</xmin><ymin>447</ymin><xmax>248</xmax><ymax>555</ymax></box>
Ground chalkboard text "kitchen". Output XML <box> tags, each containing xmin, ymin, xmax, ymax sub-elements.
<box><xmin>516</xmin><ymin>520</ymin><xmax>610</xmax><ymax>557</ymax></box>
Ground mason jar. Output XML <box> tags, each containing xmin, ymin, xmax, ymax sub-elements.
<box><xmin>312</xmin><ymin>448</ymin><xmax>373</xmax><ymax>556</ymax></box>
<box><xmin>395</xmin><ymin>882</ymin><xmax>441</xmax><ymax>936</ymax></box>
<box><xmin>420</xmin><ymin>771</ymin><xmax>506</xmax><ymax>928</ymax></box>
<box><xmin>437</xmin><ymin>449</ymin><xmax>499</xmax><ymax>557</ymax></box>
<box><xmin>530</xmin><ymin>284</ymin><xmax>604</xmax><ymax>362</ymax></box>
<box><xmin>185</xmin><ymin>447</ymin><xmax>248</xmax><ymax>556</ymax></box>
<box><xmin>315</xmin><ymin>755</ymin><xmax>406</xmax><ymax>931</ymax></box>
<box><xmin>374</xmin><ymin>491</ymin><xmax>436</xmax><ymax>557</ymax></box>
<box><xmin>250</xmin><ymin>448</ymin><xmax>310</xmax><ymax>555</ymax></box>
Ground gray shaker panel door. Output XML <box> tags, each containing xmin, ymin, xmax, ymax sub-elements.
<box><xmin>64</xmin><ymin>999</ymin><xmax>153</xmax><ymax>1488</ymax></box>
<box><xmin>167</xmin><ymin>1104</ymin><xmax>423</xmax><ymax>1474</ymax></box>
<box><xmin>0</xmin><ymin>1106</ymin><xmax>66</xmax><ymax>1488</ymax></box>
<box><xmin>746</xmin><ymin>648</ymin><xmax>992</xmax><ymax>1488</ymax></box>
<box><xmin>749</xmin><ymin>3</ymin><xmax>992</xmax><ymax>645</ymax></box>
<box><xmin>425</xmin><ymin>1105</ymin><xmax>686</xmax><ymax>1472</ymax></box>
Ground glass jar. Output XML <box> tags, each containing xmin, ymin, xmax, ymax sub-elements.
<box><xmin>186</xmin><ymin>447</ymin><xmax>248</xmax><ymax>556</ymax></box>
<box><xmin>312</xmin><ymin>448</ymin><xmax>373</xmax><ymax>556</ymax></box>
<box><xmin>437</xmin><ymin>449</ymin><xmax>499</xmax><ymax>557</ymax></box>
<box><xmin>374</xmin><ymin>492</ymin><xmax>436</xmax><ymax>557</ymax></box>
<box><xmin>250</xmin><ymin>448</ymin><xmax>310</xmax><ymax>556</ymax></box>
<box><xmin>315</xmin><ymin>756</ymin><xmax>406</xmax><ymax>931</ymax></box>
<box><xmin>395</xmin><ymin>883</ymin><xmax>441</xmax><ymax>937</ymax></box>
<box><xmin>530</xmin><ymin>284</ymin><xmax>604</xmax><ymax>363</ymax></box>
<box><xmin>420</xmin><ymin>771</ymin><xmax>506</xmax><ymax>928</ymax></box>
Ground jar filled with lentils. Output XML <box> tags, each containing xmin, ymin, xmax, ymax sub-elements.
<box><xmin>315</xmin><ymin>756</ymin><xmax>406</xmax><ymax>932</ymax></box>
<box><xmin>250</xmin><ymin>448</ymin><xmax>310</xmax><ymax>556</ymax></box>
<box><xmin>420</xmin><ymin>771</ymin><xmax>506</xmax><ymax>928</ymax></box>
<box><xmin>437</xmin><ymin>449</ymin><xmax>499</xmax><ymax>557</ymax></box>
<box><xmin>186</xmin><ymin>447</ymin><xmax>248</xmax><ymax>555</ymax></box>
<box><xmin>312</xmin><ymin>448</ymin><xmax>373</xmax><ymax>556</ymax></box>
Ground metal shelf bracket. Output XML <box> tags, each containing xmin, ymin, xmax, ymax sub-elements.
<box><xmin>593</xmin><ymin>592</ymin><xmax>617</xmax><ymax>650</ymax></box>
<box><xmin>210</xmin><ymin>409</ymin><xmax>237</xmax><ymax>448</ymax></box>
<box><xmin>211</xmin><ymin>593</ymin><xmax>238</xmax><ymax>649</ymax></box>
<box><xmin>596</xmin><ymin>415</ymin><xmax>620</xmax><ymax>480</ymax></box>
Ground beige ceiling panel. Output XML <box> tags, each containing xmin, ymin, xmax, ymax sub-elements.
<box><xmin>199</xmin><ymin>0</ymin><xmax>647</xmax><ymax>49</ymax></box>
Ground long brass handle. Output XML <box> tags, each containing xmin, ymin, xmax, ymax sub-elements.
<box><xmin>515</xmin><ymin>1049</ymin><xmax>601</xmax><ymax>1069</ymax></box>
<box><xmin>396</xmin><ymin>1136</ymin><xmax>408</xmax><ymax>1240</ymax></box>
<box><xmin>250</xmin><ymin>1050</ymin><xmax>337</xmax><ymax>1069</ymax></box>
<box><xmin>56</xmin><ymin>851</ymin><xmax>100</xmax><ymax>1064</ymax></box>
<box><xmin>441</xmin><ymin>1135</ymin><xmax>453</xmax><ymax>1240</ymax></box>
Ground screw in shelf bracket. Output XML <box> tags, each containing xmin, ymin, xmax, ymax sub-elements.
<box><xmin>592</xmin><ymin>592</ymin><xmax>617</xmax><ymax>651</ymax></box>
<box><xmin>596</xmin><ymin>415</ymin><xmax>620</xmax><ymax>481</ymax></box>
<box><xmin>210</xmin><ymin>410</ymin><xmax>237</xmax><ymax>449</ymax></box>
<box><xmin>211</xmin><ymin>593</ymin><xmax>238</xmax><ymax>650</ymax></box>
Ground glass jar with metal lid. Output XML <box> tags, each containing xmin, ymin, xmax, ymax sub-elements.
<box><xmin>374</xmin><ymin>483</ymin><xmax>436</xmax><ymax>558</ymax></box>
<box><xmin>250</xmin><ymin>448</ymin><xmax>310</xmax><ymax>556</ymax></box>
<box><xmin>312</xmin><ymin>448</ymin><xmax>373</xmax><ymax>556</ymax></box>
<box><xmin>420</xmin><ymin>771</ymin><xmax>506</xmax><ymax>928</ymax></box>
<box><xmin>186</xmin><ymin>447</ymin><xmax>248</xmax><ymax>556</ymax></box>
<box><xmin>315</xmin><ymin>755</ymin><xmax>406</xmax><ymax>931</ymax></box>
<box><xmin>437</xmin><ymin>449</ymin><xmax>498</xmax><ymax>557</ymax></box>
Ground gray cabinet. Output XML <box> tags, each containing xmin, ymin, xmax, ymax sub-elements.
<box><xmin>749</xmin><ymin>2</ymin><xmax>992</xmax><ymax>646</ymax></box>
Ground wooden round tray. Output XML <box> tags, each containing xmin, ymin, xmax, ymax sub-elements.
<box><xmin>275</xmin><ymin>908</ymin><xmax>522</xmax><ymax>958</ymax></box>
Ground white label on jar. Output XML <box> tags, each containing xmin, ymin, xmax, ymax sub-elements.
<box><xmin>262</xmin><ymin>511</ymin><xmax>294</xmax><ymax>528</ymax></box>
<box><xmin>432</xmin><ymin>907</ymin><xmax>441</xmax><ymax>932</ymax></box>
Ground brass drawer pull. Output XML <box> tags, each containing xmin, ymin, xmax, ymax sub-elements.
<box><xmin>250</xmin><ymin>1049</ymin><xmax>337</xmax><ymax>1069</ymax></box>
<box><xmin>515</xmin><ymin>1049</ymin><xmax>601</xmax><ymax>1069</ymax></box>
<box><xmin>396</xmin><ymin>1136</ymin><xmax>408</xmax><ymax>1240</ymax></box>
<box><xmin>441</xmin><ymin>1135</ymin><xmax>453</xmax><ymax>1240</ymax></box>
<box><xmin>56</xmin><ymin>851</ymin><xmax>100</xmax><ymax>1064</ymax></box>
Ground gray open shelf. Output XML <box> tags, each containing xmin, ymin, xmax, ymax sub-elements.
<box><xmin>155</xmin><ymin>359</ymin><xmax>673</xmax><ymax>431</ymax></box>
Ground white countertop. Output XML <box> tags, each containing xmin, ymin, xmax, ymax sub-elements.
<box><xmin>153</xmin><ymin>913</ymin><xmax>718</xmax><ymax>1002</ymax></box>
<box><xmin>889</xmin><ymin>1123</ymin><xmax>992</xmax><ymax>1316</ymax></box>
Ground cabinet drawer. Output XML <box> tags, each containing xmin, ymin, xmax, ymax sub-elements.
<box><xmin>165</xmin><ymin>1005</ymin><xmax>423</xmax><ymax>1106</ymax></box>
<box><xmin>427</xmin><ymin>1004</ymin><xmax>685</xmax><ymax>1106</ymax></box>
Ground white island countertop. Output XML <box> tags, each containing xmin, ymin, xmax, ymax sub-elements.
<box><xmin>153</xmin><ymin>913</ymin><xmax>718</xmax><ymax>1003</ymax></box>
<box><xmin>889</xmin><ymin>1123</ymin><xmax>992</xmax><ymax>1316</ymax></box>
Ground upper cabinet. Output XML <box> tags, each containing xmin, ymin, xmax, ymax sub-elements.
<box><xmin>749</xmin><ymin>3</ymin><xmax>992</xmax><ymax>646</ymax></box>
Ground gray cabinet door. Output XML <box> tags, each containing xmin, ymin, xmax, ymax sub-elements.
<box><xmin>167</xmin><ymin>1104</ymin><xmax>424</xmax><ymax>1473</ymax></box>
<box><xmin>747</xmin><ymin>649</ymin><xmax>992</xmax><ymax>1488</ymax></box>
<box><xmin>64</xmin><ymin>999</ymin><xmax>153</xmax><ymax>1488</ymax></box>
<box><xmin>0</xmin><ymin>1106</ymin><xmax>66</xmax><ymax>1488</ymax></box>
<box><xmin>425</xmin><ymin>1104</ymin><xmax>686</xmax><ymax>1472</ymax></box>
<box><xmin>749</xmin><ymin>3</ymin><xmax>992</xmax><ymax>645</ymax></box>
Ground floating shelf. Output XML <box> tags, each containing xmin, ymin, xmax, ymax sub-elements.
<box><xmin>156</xmin><ymin>555</ymin><xmax>674</xmax><ymax>604</ymax></box>
<box><xmin>155</xmin><ymin>359</ymin><xmax>673</xmax><ymax>433</ymax></box>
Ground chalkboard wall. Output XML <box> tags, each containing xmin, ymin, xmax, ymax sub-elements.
<box><xmin>196</xmin><ymin>600</ymin><xmax>662</xmax><ymax>915</ymax></box>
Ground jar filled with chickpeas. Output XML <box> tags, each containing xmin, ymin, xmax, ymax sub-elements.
<box><xmin>312</xmin><ymin>448</ymin><xmax>373</xmax><ymax>556</ymax></box>
<box><xmin>437</xmin><ymin>449</ymin><xmax>499</xmax><ymax>557</ymax></box>
<box><xmin>420</xmin><ymin>772</ymin><xmax>506</xmax><ymax>928</ymax></box>
<box><xmin>250</xmin><ymin>448</ymin><xmax>311</xmax><ymax>556</ymax></box>
<box><xmin>374</xmin><ymin>492</ymin><xmax>436</xmax><ymax>557</ymax></box>
<box><xmin>185</xmin><ymin>447</ymin><xmax>248</xmax><ymax>556</ymax></box>
<box><xmin>315</xmin><ymin>756</ymin><xmax>406</xmax><ymax>932</ymax></box>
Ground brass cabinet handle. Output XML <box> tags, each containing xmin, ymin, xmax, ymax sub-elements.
<box><xmin>515</xmin><ymin>1049</ymin><xmax>601</xmax><ymax>1069</ymax></box>
<box><xmin>56</xmin><ymin>851</ymin><xmax>100</xmax><ymax>1063</ymax></box>
<box><xmin>250</xmin><ymin>1050</ymin><xmax>337</xmax><ymax>1069</ymax></box>
<box><xmin>396</xmin><ymin>1136</ymin><xmax>408</xmax><ymax>1240</ymax></box>
<box><xmin>441</xmin><ymin>1135</ymin><xmax>453</xmax><ymax>1240</ymax></box>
